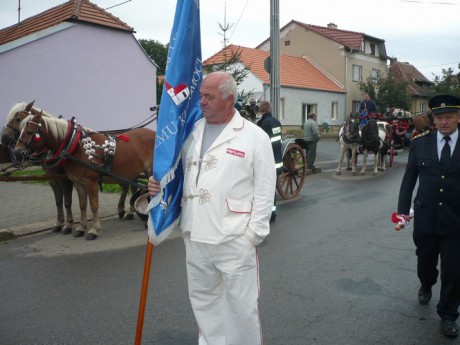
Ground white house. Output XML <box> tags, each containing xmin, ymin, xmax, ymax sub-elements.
<box><xmin>204</xmin><ymin>45</ymin><xmax>346</xmax><ymax>128</ymax></box>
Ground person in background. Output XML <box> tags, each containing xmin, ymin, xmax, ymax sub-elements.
<box><xmin>257</xmin><ymin>100</ymin><xmax>283</xmax><ymax>222</ymax></box>
<box><xmin>359</xmin><ymin>94</ymin><xmax>377</xmax><ymax>126</ymax></box>
<box><xmin>396</xmin><ymin>94</ymin><xmax>460</xmax><ymax>338</ymax></box>
<box><xmin>303</xmin><ymin>112</ymin><xmax>320</xmax><ymax>173</ymax></box>
<box><xmin>148</xmin><ymin>71</ymin><xmax>276</xmax><ymax>345</ymax></box>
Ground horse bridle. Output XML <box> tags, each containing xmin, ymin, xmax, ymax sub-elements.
<box><xmin>343</xmin><ymin>118</ymin><xmax>360</xmax><ymax>143</ymax></box>
<box><xmin>17</xmin><ymin>120</ymin><xmax>49</xmax><ymax>163</ymax></box>
<box><xmin>3</xmin><ymin>111</ymin><xmax>31</xmax><ymax>147</ymax></box>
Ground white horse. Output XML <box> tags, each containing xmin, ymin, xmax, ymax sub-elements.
<box><xmin>360</xmin><ymin>119</ymin><xmax>392</xmax><ymax>176</ymax></box>
<box><xmin>336</xmin><ymin>116</ymin><xmax>361</xmax><ymax>176</ymax></box>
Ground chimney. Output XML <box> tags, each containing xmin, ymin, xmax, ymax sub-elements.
<box><xmin>327</xmin><ymin>23</ymin><xmax>337</xmax><ymax>29</ymax></box>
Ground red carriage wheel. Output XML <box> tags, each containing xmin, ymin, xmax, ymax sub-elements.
<box><xmin>276</xmin><ymin>143</ymin><xmax>306</xmax><ymax>200</ymax></box>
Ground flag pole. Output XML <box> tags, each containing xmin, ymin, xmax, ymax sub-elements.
<box><xmin>134</xmin><ymin>239</ymin><xmax>154</xmax><ymax>345</ymax></box>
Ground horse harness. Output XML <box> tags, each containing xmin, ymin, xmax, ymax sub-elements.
<box><xmin>22</xmin><ymin>117</ymin><xmax>144</xmax><ymax>190</ymax></box>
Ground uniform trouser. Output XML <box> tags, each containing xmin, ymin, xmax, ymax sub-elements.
<box><xmin>305</xmin><ymin>141</ymin><xmax>317</xmax><ymax>169</ymax></box>
<box><xmin>413</xmin><ymin>232</ymin><xmax>460</xmax><ymax>321</ymax></box>
<box><xmin>183</xmin><ymin>233</ymin><xmax>263</xmax><ymax>345</ymax></box>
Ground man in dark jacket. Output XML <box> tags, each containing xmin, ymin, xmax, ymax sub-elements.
<box><xmin>397</xmin><ymin>94</ymin><xmax>460</xmax><ymax>338</ymax></box>
<box><xmin>257</xmin><ymin>100</ymin><xmax>282</xmax><ymax>222</ymax></box>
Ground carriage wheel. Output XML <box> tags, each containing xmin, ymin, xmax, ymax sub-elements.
<box><xmin>389</xmin><ymin>139</ymin><xmax>395</xmax><ymax>167</ymax></box>
<box><xmin>276</xmin><ymin>143</ymin><xmax>306</xmax><ymax>200</ymax></box>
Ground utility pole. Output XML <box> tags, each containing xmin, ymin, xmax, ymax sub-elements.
<box><xmin>269</xmin><ymin>0</ymin><xmax>280</xmax><ymax>119</ymax></box>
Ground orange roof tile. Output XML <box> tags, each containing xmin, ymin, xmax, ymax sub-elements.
<box><xmin>0</xmin><ymin>0</ymin><xmax>133</xmax><ymax>46</ymax></box>
<box><xmin>204</xmin><ymin>44</ymin><xmax>344</xmax><ymax>93</ymax></box>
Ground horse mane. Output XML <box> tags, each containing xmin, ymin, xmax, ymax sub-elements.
<box><xmin>6</xmin><ymin>102</ymin><xmax>54</xmax><ymax>123</ymax></box>
<box><xmin>20</xmin><ymin>114</ymin><xmax>69</xmax><ymax>141</ymax></box>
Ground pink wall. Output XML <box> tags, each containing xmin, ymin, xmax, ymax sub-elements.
<box><xmin>1</xmin><ymin>23</ymin><xmax>157</xmax><ymax>131</ymax></box>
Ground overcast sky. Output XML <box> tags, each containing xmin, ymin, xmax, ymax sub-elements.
<box><xmin>1</xmin><ymin>0</ymin><xmax>459</xmax><ymax>81</ymax></box>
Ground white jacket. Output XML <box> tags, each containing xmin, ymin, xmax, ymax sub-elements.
<box><xmin>180</xmin><ymin>111</ymin><xmax>276</xmax><ymax>245</ymax></box>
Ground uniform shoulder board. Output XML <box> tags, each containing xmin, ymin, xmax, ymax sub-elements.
<box><xmin>411</xmin><ymin>129</ymin><xmax>431</xmax><ymax>141</ymax></box>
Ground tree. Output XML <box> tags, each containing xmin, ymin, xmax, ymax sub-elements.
<box><xmin>430</xmin><ymin>65</ymin><xmax>460</xmax><ymax>96</ymax></box>
<box><xmin>203</xmin><ymin>7</ymin><xmax>253</xmax><ymax>107</ymax></box>
<box><xmin>359</xmin><ymin>74</ymin><xmax>411</xmax><ymax>113</ymax></box>
<box><xmin>138</xmin><ymin>39</ymin><xmax>168</xmax><ymax>104</ymax></box>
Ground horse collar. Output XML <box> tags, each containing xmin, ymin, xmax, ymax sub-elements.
<box><xmin>43</xmin><ymin>120</ymin><xmax>81</xmax><ymax>169</ymax></box>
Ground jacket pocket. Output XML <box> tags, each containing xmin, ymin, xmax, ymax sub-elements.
<box><xmin>414</xmin><ymin>197</ymin><xmax>423</xmax><ymax>209</ymax></box>
<box><xmin>416</xmin><ymin>158</ymin><xmax>432</xmax><ymax>167</ymax></box>
<box><xmin>226</xmin><ymin>198</ymin><xmax>252</xmax><ymax>214</ymax></box>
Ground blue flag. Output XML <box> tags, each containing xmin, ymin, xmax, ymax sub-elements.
<box><xmin>147</xmin><ymin>0</ymin><xmax>203</xmax><ymax>245</ymax></box>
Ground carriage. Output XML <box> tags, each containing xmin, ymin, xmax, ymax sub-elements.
<box><xmin>276</xmin><ymin>136</ymin><xmax>308</xmax><ymax>200</ymax></box>
<box><xmin>378</xmin><ymin>115</ymin><xmax>413</xmax><ymax>167</ymax></box>
<box><xmin>336</xmin><ymin>111</ymin><xmax>417</xmax><ymax>176</ymax></box>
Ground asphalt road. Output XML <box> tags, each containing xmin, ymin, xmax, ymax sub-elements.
<box><xmin>0</xmin><ymin>143</ymin><xmax>458</xmax><ymax>345</ymax></box>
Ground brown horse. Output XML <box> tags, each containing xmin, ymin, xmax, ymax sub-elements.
<box><xmin>2</xmin><ymin>101</ymin><xmax>75</xmax><ymax>233</ymax></box>
<box><xmin>13</xmin><ymin>111</ymin><xmax>155</xmax><ymax>240</ymax></box>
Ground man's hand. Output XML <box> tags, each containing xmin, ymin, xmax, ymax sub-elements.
<box><xmin>148</xmin><ymin>176</ymin><xmax>160</xmax><ymax>196</ymax></box>
<box><xmin>391</xmin><ymin>209</ymin><xmax>414</xmax><ymax>231</ymax></box>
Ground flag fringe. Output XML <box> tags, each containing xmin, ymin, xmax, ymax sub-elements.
<box><xmin>147</xmin><ymin>152</ymin><xmax>183</xmax><ymax>243</ymax></box>
<box><xmin>147</xmin><ymin>217</ymin><xmax>180</xmax><ymax>245</ymax></box>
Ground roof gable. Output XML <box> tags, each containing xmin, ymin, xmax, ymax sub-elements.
<box><xmin>0</xmin><ymin>0</ymin><xmax>133</xmax><ymax>46</ymax></box>
<box><xmin>389</xmin><ymin>61</ymin><xmax>433</xmax><ymax>97</ymax></box>
<box><xmin>257</xmin><ymin>20</ymin><xmax>385</xmax><ymax>52</ymax></box>
<box><xmin>204</xmin><ymin>44</ymin><xmax>344</xmax><ymax>93</ymax></box>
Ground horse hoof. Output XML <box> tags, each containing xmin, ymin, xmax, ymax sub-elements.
<box><xmin>51</xmin><ymin>226</ymin><xmax>62</xmax><ymax>233</ymax></box>
<box><xmin>118</xmin><ymin>211</ymin><xmax>126</xmax><ymax>219</ymax></box>
<box><xmin>62</xmin><ymin>227</ymin><xmax>72</xmax><ymax>235</ymax></box>
<box><xmin>336</xmin><ymin>171</ymin><xmax>341</xmax><ymax>175</ymax></box>
<box><xmin>86</xmin><ymin>233</ymin><xmax>98</xmax><ymax>241</ymax></box>
<box><xmin>346</xmin><ymin>167</ymin><xmax>351</xmax><ymax>171</ymax></box>
<box><xmin>125</xmin><ymin>214</ymin><xmax>135</xmax><ymax>221</ymax></box>
<box><xmin>360</xmin><ymin>172</ymin><xmax>365</xmax><ymax>176</ymax></box>
<box><xmin>74</xmin><ymin>230</ymin><xmax>85</xmax><ymax>238</ymax></box>
<box><xmin>352</xmin><ymin>172</ymin><xmax>357</xmax><ymax>176</ymax></box>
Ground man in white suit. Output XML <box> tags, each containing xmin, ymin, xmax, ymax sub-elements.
<box><xmin>148</xmin><ymin>71</ymin><xmax>276</xmax><ymax>345</ymax></box>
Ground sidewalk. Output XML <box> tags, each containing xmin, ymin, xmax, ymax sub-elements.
<box><xmin>0</xmin><ymin>180</ymin><xmax>122</xmax><ymax>240</ymax></box>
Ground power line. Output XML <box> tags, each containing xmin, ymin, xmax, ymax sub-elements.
<box><xmin>398</xmin><ymin>0</ymin><xmax>459</xmax><ymax>5</ymax></box>
<box><xmin>417</xmin><ymin>61</ymin><xmax>460</xmax><ymax>69</ymax></box>
<box><xmin>104</xmin><ymin>0</ymin><xmax>132</xmax><ymax>11</ymax></box>
<box><xmin>229</xmin><ymin>0</ymin><xmax>251</xmax><ymax>40</ymax></box>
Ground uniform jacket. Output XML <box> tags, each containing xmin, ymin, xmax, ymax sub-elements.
<box><xmin>398</xmin><ymin>130</ymin><xmax>460</xmax><ymax>235</ymax></box>
<box><xmin>180</xmin><ymin>110</ymin><xmax>276</xmax><ymax>245</ymax></box>
<box><xmin>257</xmin><ymin>112</ymin><xmax>283</xmax><ymax>173</ymax></box>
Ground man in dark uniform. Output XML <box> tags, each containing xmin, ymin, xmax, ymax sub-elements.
<box><xmin>397</xmin><ymin>94</ymin><xmax>460</xmax><ymax>338</ymax></box>
<box><xmin>257</xmin><ymin>100</ymin><xmax>283</xmax><ymax>222</ymax></box>
<box><xmin>359</xmin><ymin>94</ymin><xmax>378</xmax><ymax>127</ymax></box>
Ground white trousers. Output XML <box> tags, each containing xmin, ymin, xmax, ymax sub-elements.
<box><xmin>183</xmin><ymin>234</ymin><xmax>263</xmax><ymax>345</ymax></box>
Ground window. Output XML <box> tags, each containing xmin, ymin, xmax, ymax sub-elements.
<box><xmin>302</xmin><ymin>103</ymin><xmax>317</xmax><ymax>125</ymax></box>
<box><xmin>420</xmin><ymin>102</ymin><xmax>426</xmax><ymax>114</ymax></box>
<box><xmin>372</xmin><ymin>69</ymin><xmax>381</xmax><ymax>79</ymax></box>
<box><xmin>352</xmin><ymin>101</ymin><xmax>361</xmax><ymax>114</ymax></box>
<box><xmin>279</xmin><ymin>97</ymin><xmax>285</xmax><ymax>120</ymax></box>
<box><xmin>331</xmin><ymin>102</ymin><xmax>338</xmax><ymax>121</ymax></box>
<box><xmin>370</xmin><ymin>43</ymin><xmax>376</xmax><ymax>56</ymax></box>
<box><xmin>284</xmin><ymin>40</ymin><xmax>290</xmax><ymax>46</ymax></box>
<box><xmin>352</xmin><ymin>65</ymin><xmax>362</xmax><ymax>82</ymax></box>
